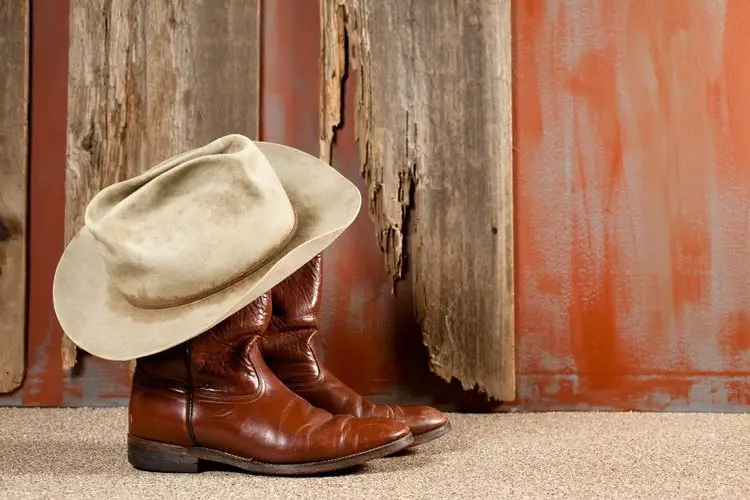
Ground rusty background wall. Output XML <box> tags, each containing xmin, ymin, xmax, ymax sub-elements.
<box><xmin>4</xmin><ymin>0</ymin><xmax>750</xmax><ymax>412</ymax></box>
<box><xmin>514</xmin><ymin>0</ymin><xmax>750</xmax><ymax>411</ymax></box>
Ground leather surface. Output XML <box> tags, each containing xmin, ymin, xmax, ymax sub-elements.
<box><xmin>128</xmin><ymin>291</ymin><xmax>410</xmax><ymax>464</ymax></box>
<box><xmin>264</xmin><ymin>254</ymin><xmax>449</xmax><ymax>436</ymax></box>
<box><xmin>129</xmin><ymin>355</ymin><xmax>192</xmax><ymax>447</ymax></box>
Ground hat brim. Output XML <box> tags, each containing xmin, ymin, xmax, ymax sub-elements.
<box><xmin>52</xmin><ymin>142</ymin><xmax>362</xmax><ymax>361</ymax></box>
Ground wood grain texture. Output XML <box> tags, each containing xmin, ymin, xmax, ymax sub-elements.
<box><xmin>0</xmin><ymin>0</ymin><xmax>30</xmax><ymax>392</ymax></box>
<box><xmin>323</xmin><ymin>0</ymin><xmax>515</xmax><ymax>400</ymax></box>
<box><xmin>319</xmin><ymin>0</ymin><xmax>346</xmax><ymax>165</ymax></box>
<box><xmin>65</xmin><ymin>0</ymin><xmax>261</xmax><ymax>368</ymax></box>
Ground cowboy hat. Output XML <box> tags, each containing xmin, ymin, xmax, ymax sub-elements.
<box><xmin>53</xmin><ymin>135</ymin><xmax>361</xmax><ymax>361</ymax></box>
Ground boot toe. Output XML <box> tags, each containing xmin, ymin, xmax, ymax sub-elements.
<box><xmin>343</xmin><ymin>416</ymin><xmax>412</xmax><ymax>453</ymax></box>
<box><xmin>401</xmin><ymin>405</ymin><xmax>449</xmax><ymax>436</ymax></box>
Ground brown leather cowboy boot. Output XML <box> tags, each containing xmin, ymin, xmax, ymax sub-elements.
<box><xmin>262</xmin><ymin>255</ymin><xmax>451</xmax><ymax>447</ymax></box>
<box><xmin>127</xmin><ymin>292</ymin><xmax>413</xmax><ymax>475</ymax></box>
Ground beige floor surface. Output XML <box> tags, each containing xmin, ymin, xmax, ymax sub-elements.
<box><xmin>0</xmin><ymin>408</ymin><xmax>748</xmax><ymax>499</ymax></box>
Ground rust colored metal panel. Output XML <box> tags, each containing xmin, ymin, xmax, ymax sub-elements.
<box><xmin>261</xmin><ymin>0</ymin><xmax>319</xmax><ymax>155</ymax></box>
<box><xmin>0</xmin><ymin>0</ymin><xmax>29</xmax><ymax>393</ymax></box>
<box><xmin>514</xmin><ymin>0</ymin><xmax>750</xmax><ymax>411</ymax></box>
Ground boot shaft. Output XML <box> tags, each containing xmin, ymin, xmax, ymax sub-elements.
<box><xmin>129</xmin><ymin>342</ymin><xmax>193</xmax><ymax>447</ymax></box>
<box><xmin>269</xmin><ymin>253</ymin><xmax>322</xmax><ymax>331</ymax></box>
<box><xmin>129</xmin><ymin>292</ymin><xmax>272</xmax><ymax>446</ymax></box>
<box><xmin>190</xmin><ymin>292</ymin><xmax>271</xmax><ymax>394</ymax></box>
<box><xmin>264</xmin><ymin>254</ymin><xmax>324</xmax><ymax>386</ymax></box>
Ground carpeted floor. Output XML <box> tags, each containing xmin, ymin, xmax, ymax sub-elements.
<box><xmin>0</xmin><ymin>408</ymin><xmax>747</xmax><ymax>499</ymax></box>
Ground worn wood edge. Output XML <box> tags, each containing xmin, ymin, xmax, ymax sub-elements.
<box><xmin>60</xmin><ymin>0</ymin><xmax>83</xmax><ymax>371</ymax></box>
<box><xmin>61</xmin><ymin>341</ymin><xmax>78</xmax><ymax>371</ymax></box>
<box><xmin>319</xmin><ymin>0</ymin><xmax>346</xmax><ymax>164</ymax></box>
<box><xmin>61</xmin><ymin>334</ymin><xmax>78</xmax><ymax>371</ymax></box>
<box><xmin>325</xmin><ymin>0</ymin><xmax>409</xmax><ymax>280</ymax></box>
<box><xmin>350</xmin><ymin>1</ymin><xmax>409</xmax><ymax>281</ymax></box>
<box><xmin>0</xmin><ymin>0</ymin><xmax>30</xmax><ymax>392</ymax></box>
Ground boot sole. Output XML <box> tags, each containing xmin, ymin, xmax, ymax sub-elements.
<box><xmin>409</xmin><ymin>421</ymin><xmax>451</xmax><ymax>447</ymax></box>
<box><xmin>127</xmin><ymin>433</ymin><xmax>414</xmax><ymax>476</ymax></box>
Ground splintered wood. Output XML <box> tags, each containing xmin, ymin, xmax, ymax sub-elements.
<box><xmin>321</xmin><ymin>0</ymin><xmax>515</xmax><ymax>401</ymax></box>
<box><xmin>0</xmin><ymin>0</ymin><xmax>30</xmax><ymax>393</ymax></box>
<box><xmin>65</xmin><ymin>0</ymin><xmax>261</xmax><ymax>369</ymax></box>
<box><xmin>319</xmin><ymin>0</ymin><xmax>347</xmax><ymax>165</ymax></box>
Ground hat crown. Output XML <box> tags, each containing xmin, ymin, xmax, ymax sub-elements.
<box><xmin>85</xmin><ymin>135</ymin><xmax>297</xmax><ymax>309</ymax></box>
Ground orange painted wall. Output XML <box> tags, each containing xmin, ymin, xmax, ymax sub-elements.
<box><xmin>514</xmin><ymin>0</ymin><xmax>750</xmax><ymax>411</ymax></box>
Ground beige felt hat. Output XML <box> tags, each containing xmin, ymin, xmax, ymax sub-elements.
<box><xmin>52</xmin><ymin>134</ymin><xmax>361</xmax><ymax>361</ymax></box>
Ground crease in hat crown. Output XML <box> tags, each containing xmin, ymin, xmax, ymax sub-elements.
<box><xmin>84</xmin><ymin>134</ymin><xmax>298</xmax><ymax>309</ymax></box>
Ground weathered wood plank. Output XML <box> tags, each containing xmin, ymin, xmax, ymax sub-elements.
<box><xmin>65</xmin><ymin>0</ymin><xmax>261</xmax><ymax>368</ymax></box>
<box><xmin>319</xmin><ymin>0</ymin><xmax>346</xmax><ymax>165</ymax></box>
<box><xmin>0</xmin><ymin>0</ymin><xmax>30</xmax><ymax>393</ymax></box>
<box><xmin>322</xmin><ymin>0</ymin><xmax>515</xmax><ymax>400</ymax></box>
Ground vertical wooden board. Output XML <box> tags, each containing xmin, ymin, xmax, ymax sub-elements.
<box><xmin>0</xmin><ymin>0</ymin><xmax>30</xmax><ymax>392</ymax></box>
<box><xmin>410</xmin><ymin>1</ymin><xmax>514</xmax><ymax>401</ymax></box>
<box><xmin>65</xmin><ymin>0</ymin><xmax>260</xmax><ymax>371</ymax></box>
<box><xmin>325</xmin><ymin>0</ymin><xmax>515</xmax><ymax>401</ymax></box>
<box><xmin>145</xmin><ymin>0</ymin><xmax>261</xmax><ymax>159</ymax></box>
<box><xmin>65</xmin><ymin>0</ymin><xmax>148</xmax><ymax>369</ymax></box>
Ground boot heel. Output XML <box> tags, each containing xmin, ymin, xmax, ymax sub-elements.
<box><xmin>127</xmin><ymin>435</ymin><xmax>200</xmax><ymax>473</ymax></box>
